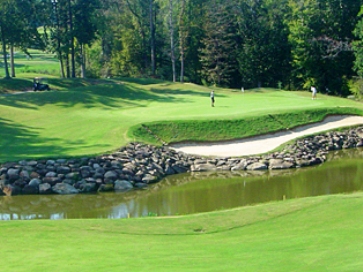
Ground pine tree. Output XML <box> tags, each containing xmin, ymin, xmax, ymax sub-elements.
<box><xmin>199</xmin><ymin>0</ymin><xmax>238</xmax><ymax>86</ymax></box>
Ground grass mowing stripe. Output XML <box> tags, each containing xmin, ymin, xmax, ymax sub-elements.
<box><xmin>1</xmin><ymin>193</ymin><xmax>363</xmax><ymax>271</ymax></box>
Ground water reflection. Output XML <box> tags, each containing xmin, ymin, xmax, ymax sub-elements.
<box><xmin>1</xmin><ymin>149</ymin><xmax>363</xmax><ymax>220</ymax></box>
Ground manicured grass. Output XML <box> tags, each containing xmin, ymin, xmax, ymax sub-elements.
<box><xmin>0</xmin><ymin>50</ymin><xmax>60</xmax><ymax>77</ymax></box>
<box><xmin>1</xmin><ymin>77</ymin><xmax>363</xmax><ymax>162</ymax></box>
<box><xmin>131</xmin><ymin>107</ymin><xmax>363</xmax><ymax>144</ymax></box>
<box><xmin>0</xmin><ymin>64</ymin><xmax>363</xmax><ymax>271</ymax></box>
<box><xmin>1</xmin><ymin>192</ymin><xmax>363</xmax><ymax>271</ymax></box>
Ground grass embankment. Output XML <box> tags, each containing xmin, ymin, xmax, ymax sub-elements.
<box><xmin>0</xmin><ymin>76</ymin><xmax>363</xmax><ymax>162</ymax></box>
<box><xmin>130</xmin><ymin>107</ymin><xmax>363</xmax><ymax>145</ymax></box>
<box><xmin>1</xmin><ymin>192</ymin><xmax>363</xmax><ymax>271</ymax></box>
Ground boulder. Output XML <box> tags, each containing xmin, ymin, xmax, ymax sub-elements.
<box><xmin>39</xmin><ymin>183</ymin><xmax>52</xmax><ymax>194</ymax></box>
<box><xmin>246</xmin><ymin>162</ymin><xmax>268</xmax><ymax>171</ymax></box>
<box><xmin>231</xmin><ymin>159</ymin><xmax>248</xmax><ymax>171</ymax></box>
<box><xmin>22</xmin><ymin>184</ymin><xmax>38</xmax><ymax>194</ymax></box>
<box><xmin>52</xmin><ymin>183</ymin><xmax>79</xmax><ymax>194</ymax></box>
<box><xmin>104</xmin><ymin>170</ymin><xmax>118</xmax><ymax>183</ymax></box>
<box><xmin>142</xmin><ymin>174</ymin><xmax>158</xmax><ymax>183</ymax></box>
<box><xmin>268</xmin><ymin>159</ymin><xmax>294</xmax><ymax>170</ymax></box>
<box><xmin>114</xmin><ymin>180</ymin><xmax>133</xmax><ymax>191</ymax></box>
<box><xmin>79</xmin><ymin>183</ymin><xmax>97</xmax><ymax>193</ymax></box>
<box><xmin>191</xmin><ymin>163</ymin><xmax>217</xmax><ymax>172</ymax></box>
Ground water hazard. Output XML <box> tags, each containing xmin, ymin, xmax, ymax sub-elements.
<box><xmin>1</xmin><ymin>149</ymin><xmax>363</xmax><ymax>220</ymax></box>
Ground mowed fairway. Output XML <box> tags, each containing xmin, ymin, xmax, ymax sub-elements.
<box><xmin>1</xmin><ymin>79</ymin><xmax>363</xmax><ymax>271</ymax></box>
<box><xmin>0</xmin><ymin>78</ymin><xmax>362</xmax><ymax>162</ymax></box>
<box><xmin>1</xmin><ymin>192</ymin><xmax>363</xmax><ymax>271</ymax></box>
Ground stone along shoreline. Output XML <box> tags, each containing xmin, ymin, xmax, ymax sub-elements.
<box><xmin>1</xmin><ymin>127</ymin><xmax>363</xmax><ymax>196</ymax></box>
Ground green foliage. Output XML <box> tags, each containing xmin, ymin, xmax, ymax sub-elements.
<box><xmin>289</xmin><ymin>0</ymin><xmax>362</xmax><ymax>95</ymax></box>
<box><xmin>199</xmin><ymin>1</ymin><xmax>238</xmax><ymax>87</ymax></box>
<box><xmin>353</xmin><ymin>6</ymin><xmax>363</xmax><ymax>79</ymax></box>
<box><xmin>237</xmin><ymin>0</ymin><xmax>291</xmax><ymax>88</ymax></box>
<box><xmin>348</xmin><ymin>77</ymin><xmax>363</xmax><ymax>99</ymax></box>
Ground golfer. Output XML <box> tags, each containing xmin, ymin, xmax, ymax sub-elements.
<box><xmin>210</xmin><ymin>90</ymin><xmax>215</xmax><ymax>107</ymax></box>
<box><xmin>311</xmin><ymin>86</ymin><xmax>317</xmax><ymax>99</ymax></box>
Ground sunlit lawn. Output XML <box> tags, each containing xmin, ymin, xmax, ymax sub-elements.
<box><xmin>1</xmin><ymin>192</ymin><xmax>363</xmax><ymax>271</ymax></box>
<box><xmin>0</xmin><ymin>77</ymin><xmax>362</xmax><ymax>162</ymax></box>
<box><xmin>1</xmin><ymin>54</ymin><xmax>363</xmax><ymax>272</ymax></box>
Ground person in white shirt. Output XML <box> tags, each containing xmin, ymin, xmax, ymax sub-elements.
<box><xmin>311</xmin><ymin>86</ymin><xmax>317</xmax><ymax>100</ymax></box>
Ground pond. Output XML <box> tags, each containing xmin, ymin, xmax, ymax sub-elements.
<box><xmin>1</xmin><ymin>149</ymin><xmax>363</xmax><ymax>220</ymax></box>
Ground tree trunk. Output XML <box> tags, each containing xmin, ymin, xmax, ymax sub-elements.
<box><xmin>169</xmin><ymin>0</ymin><xmax>176</xmax><ymax>82</ymax></box>
<box><xmin>0</xmin><ymin>25</ymin><xmax>10</xmax><ymax>79</ymax></box>
<box><xmin>66</xmin><ymin>55</ymin><xmax>70</xmax><ymax>78</ymax></box>
<box><xmin>68</xmin><ymin>0</ymin><xmax>76</xmax><ymax>78</ymax></box>
<box><xmin>59</xmin><ymin>51</ymin><xmax>65</xmax><ymax>78</ymax></box>
<box><xmin>10</xmin><ymin>45</ymin><xmax>15</xmax><ymax>77</ymax></box>
<box><xmin>80</xmin><ymin>43</ymin><xmax>86</xmax><ymax>78</ymax></box>
<box><xmin>149</xmin><ymin>0</ymin><xmax>156</xmax><ymax>76</ymax></box>
<box><xmin>178</xmin><ymin>0</ymin><xmax>186</xmax><ymax>83</ymax></box>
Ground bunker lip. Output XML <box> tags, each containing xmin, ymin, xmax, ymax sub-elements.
<box><xmin>170</xmin><ymin>115</ymin><xmax>363</xmax><ymax>157</ymax></box>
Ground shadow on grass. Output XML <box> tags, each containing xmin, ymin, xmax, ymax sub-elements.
<box><xmin>0</xmin><ymin>77</ymin><xmax>34</xmax><ymax>93</ymax></box>
<box><xmin>0</xmin><ymin>82</ymin><xmax>207</xmax><ymax>109</ymax></box>
<box><xmin>116</xmin><ymin>77</ymin><xmax>169</xmax><ymax>85</ymax></box>
<box><xmin>0</xmin><ymin>117</ymin><xmax>107</xmax><ymax>163</ymax></box>
<box><xmin>149</xmin><ymin>87</ymin><xmax>228</xmax><ymax>98</ymax></box>
<box><xmin>0</xmin><ymin>118</ymin><xmax>69</xmax><ymax>162</ymax></box>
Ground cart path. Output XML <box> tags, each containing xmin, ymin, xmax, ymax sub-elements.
<box><xmin>170</xmin><ymin>115</ymin><xmax>363</xmax><ymax>157</ymax></box>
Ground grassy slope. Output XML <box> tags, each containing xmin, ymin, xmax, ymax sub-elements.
<box><xmin>131</xmin><ymin>107</ymin><xmax>363</xmax><ymax>144</ymax></box>
<box><xmin>0</xmin><ymin>75</ymin><xmax>363</xmax><ymax>271</ymax></box>
<box><xmin>1</xmin><ymin>192</ymin><xmax>363</xmax><ymax>271</ymax></box>
<box><xmin>0</xmin><ymin>78</ymin><xmax>363</xmax><ymax>162</ymax></box>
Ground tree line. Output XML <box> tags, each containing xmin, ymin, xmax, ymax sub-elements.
<box><xmin>2</xmin><ymin>0</ymin><xmax>363</xmax><ymax>96</ymax></box>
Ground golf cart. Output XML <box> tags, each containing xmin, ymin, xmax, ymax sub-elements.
<box><xmin>33</xmin><ymin>77</ymin><xmax>50</xmax><ymax>91</ymax></box>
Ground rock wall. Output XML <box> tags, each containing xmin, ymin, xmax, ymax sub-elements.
<box><xmin>1</xmin><ymin>127</ymin><xmax>363</xmax><ymax>196</ymax></box>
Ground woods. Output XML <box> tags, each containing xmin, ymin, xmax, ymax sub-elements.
<box><xmin>2</xmin><ymin>0</ymin><xmax>363</xmax><ymax>95</ymax></box>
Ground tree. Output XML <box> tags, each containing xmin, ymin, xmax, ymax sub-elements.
<box><xmin>178</xmin><ymin>0</ymin><xmax>187</xmax><ymax>82</ymax></box>
<box><xmin>288</xmin><ymin>0</ymin><xmax>362</xmax><ymax>95</ymax></box>
<box><xmin>235</xmin><ymin>0</ymin><xmax>291</xmax><ymax>88</ymax></box>
<box><xmin>352</xmin><ymin>6</ymin><xmax>363</xmax><ymax>77</ymax></box>
<box><xmin>73</xmin><ymin>0</ymin><xmax>99</xmax><ymax>78</ymax></box>
<box><xmin>0</xmin><ymin>0</ymin><xmax>42</xmax><ymax>78</ymax></box>
<box><xmin>168</xmin><ymin>0</ymin><xmax>176</xmax><ymax>82</ymax></box>
<box><xmin>199</xmin><ymin>0</ymin><xmax>238</xmax><ymax>86</ymax></box>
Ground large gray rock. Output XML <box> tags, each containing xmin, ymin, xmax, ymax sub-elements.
<box><xmin>104</xmin><ymin>170</ymin><xmax>118</xmax><ymax>183</ymax></box>
<box><xmin>56</xmin><ymin>166</ymin><xmax>71</xmax><ymax>175</ymax></box>
<box><xmin>39</xmin><ymin>183</ymin><xmax>52</xmax><ymax>194</ymax></box>
<box><xmin>7</xmin><ymin>168</ymin><xmax>20</xmax><ymax>182</ymax></box>
<box><xmin>79</xmin><ymin>183</ymin><xmax>97</xmax><ymax>193</ymax></box>
<box><xmin>22</xmin><ymin>184</ymin><xmax>38</xmax><ymax>194</ymax></box>
<box><xmin>114</xmin><ymin>180</ymin><xmax>133</xmax><ymax>191</ymax></box>
<box><xmin>191</xmin><ymin>163</ymin><xmax>217</xmax><ymax>172</ymax></box>
<box><xmin>171</xmin><ymin>165</ymin><xmax>188</xmax><ymax>173</ymax></box>
<box><xmin>231</xmin><ymin>159</ymin><xmax>248</xmax><ymax>171</ymax></box>
<box><xmin>142</xmin><ymin>174</ymin><xmax>158</xmax><ymax>183</ymax></box>
<box><xmin>52</xmin><ymin>183</ymin><xmax>79</xmax><ymax>194</ymax></box>
<box><xmin>29</xmin><ymin>178</ymin><xmax>41</xmax><ymax>187</ymax></box>
<box><xmin>268</xmin><ymin>159</ymin><xmax>294</xmax><ymax>170</ymax></box>
<box><xmin>246</xmin><ymin>162</ymin><xmax>268</xmax><ymax>171</ymax></box>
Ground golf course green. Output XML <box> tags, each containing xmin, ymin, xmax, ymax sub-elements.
<box><xmin>1</xmin><ymin>75</ymin><xmax>363</xmax><ymax>162</ymax></box>
<box><xmin>1</xmin><ymin>74</ymin><xmax>363</xmax><ymax>271</ymax></box>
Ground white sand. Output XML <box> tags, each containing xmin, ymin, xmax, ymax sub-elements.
<box><xmin>170</xmin><ymin>115</ymin><xmax>363</xmax><ymax>157</ymax></box>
